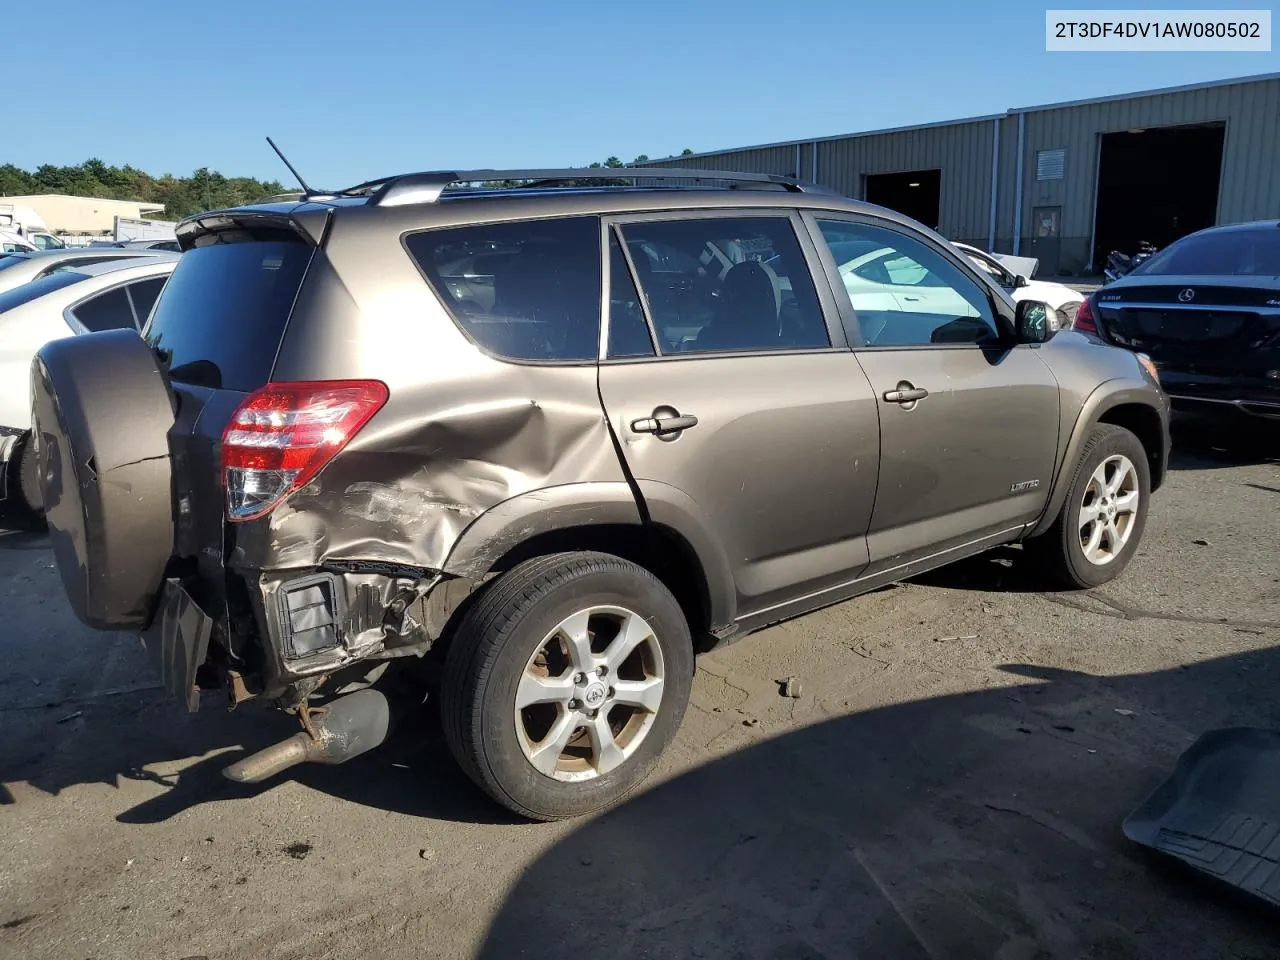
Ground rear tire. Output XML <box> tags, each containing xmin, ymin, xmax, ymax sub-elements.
<box><xmin>1</xmin><ymin>433</ymin><xmax>44</xmax><ymax>529</ymax></box>
<box><xmin>1027</xmin><ymin>423</ymin><xmax>1150</xmax><ymax>589</ymax></box>
<box><xmin>441</xmin><ymin>551</ymin><xmax>693</xmax><ymax>821</ymax></box>
<box><xmin>16</xmin><ymin>432</ymin><xmax>43</xmax><ymax>516</ymax></box>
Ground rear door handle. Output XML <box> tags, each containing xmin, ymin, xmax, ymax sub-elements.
<box><xmin>631</xmin><ymin>414</ymin><xmax>699</xmax><ymax>435</ymax></box>
<box><xmin>883</xmin><ymin>387</ymin><xmax>929</xmax><ymax>403</ymax></box>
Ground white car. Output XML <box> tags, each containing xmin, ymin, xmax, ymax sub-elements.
<box><xmin>1</xmin><ymin>230</ymin><xmax>37</xmax><ymax>254</ymax></box>
<box><xmin>952</xmin><ymin>241</ymin><xmax>1085</xmax><ymax>328</ymax></box>
<box><xmin>0</xmin><ymin>255</ymin><xmax>178</xmax><ymax>517</ymax></box>
<box><xmin>0</xmin><ymin>247</ymin><xmax>175</xmax><ymax>295</ymax></box>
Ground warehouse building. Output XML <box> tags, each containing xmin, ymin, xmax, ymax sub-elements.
<box><xmin>0</xmin><ymin>195</ymin><xmax>166</xmax><ymax>236</ymax></box>
<box><xmin>656</xmin><ymin>72</ymin><xmax>1280</xmax><ymax>276</ymax></box>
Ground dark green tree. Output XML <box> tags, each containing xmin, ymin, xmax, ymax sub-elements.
<box><xmin>0</xmin><ymin>160</ymin><xmax>292</xmax><ymax>222</ymax></box>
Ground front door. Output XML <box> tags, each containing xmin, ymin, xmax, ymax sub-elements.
<box><xmin>597</xmin><ymin>212</ymin><xmax>880</xmax><ymax>621</ymax></box>
<box><xmin>808</xmin><ymin>215</ymin><xmax>1060</xmax><ymax>573</ymax></box>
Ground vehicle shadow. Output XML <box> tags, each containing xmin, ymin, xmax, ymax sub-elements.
<box><xmin>1166</xmin><ymin>415</ymin><xmax>1280</xmax><ymax>470</ymax></box>
<box><xmin>3</xmin><ymin>657</ymin><xmax>514</xmax><ymax>826</ymax></box>
<box><xmin>0</xmin><ymin>527</ymin><xmax>47</xmax><ymax>549</ymax></box>
<box><xmin>909</xmin><ymin>544</ymin><xmax>1044</xmax><ymax>594</ymax></box>
<box><xmin>107</xmin><ymin>690</ymin><xmax>520</xmax><ymax>827</ymax></box>
<box><xmin>478</xmin><ymin>650</ymin><xmax>1280</xmax><ymax>960</ymax></box>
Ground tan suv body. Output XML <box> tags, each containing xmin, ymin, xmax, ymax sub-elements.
<box><xmin>30</xmin><ymin>169</ymin><xmax>1169</xmax><ymax>819</ymax></box>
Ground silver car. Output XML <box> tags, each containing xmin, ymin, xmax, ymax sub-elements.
<box><xmin>0</xmin><ymin>247</ymin><xmax>177</xmax><ymax>295</ymax></box>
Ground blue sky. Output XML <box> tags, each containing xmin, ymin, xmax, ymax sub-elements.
<box><xmin>3</xmin><ymin>0</ymin><xmax>1276</xmax><ymax>188</ymax></box>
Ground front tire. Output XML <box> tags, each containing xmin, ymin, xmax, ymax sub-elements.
<box><xmin>1028</xmin><ymin>423</ymin><xmax>1150</xmax><ymax>589</ymax></box>
<box><xmin>441</xmin><ymin>551</ymin><xmax>694</xmax><ymax>821</ymax></box>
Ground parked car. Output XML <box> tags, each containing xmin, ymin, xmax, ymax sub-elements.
<box><xmin>953</xmin><ymin>242</ymin><xmax>1086</xmax><ymax>328</ymax></box>
<box><xmin>29</xmin><ymin>168</ymin><xmax>1169</xmax><ymax>821</ymax></box>
<box><xmin>0</xmin><ymin>255</ymin><xmax>178</xmax><ymax>517</ymax></box>
<box><xmin>1</xmin><ymin>230</ymin><xmax>38</xmax><ymax>254</ymax></box>
<box><xmin>110</xmin><ymin>238</ymin><xmax>184</xmax><ymax>252</ymax></box>
<box><xmin>1074</xmin><ymin>220</ymin><xmax>1280</xmax><ymax>430</ymax></box>
<box><xmin>0</xmin><ymin>247</ymin><xmax>176</xmax><ymax>295</ymax></box>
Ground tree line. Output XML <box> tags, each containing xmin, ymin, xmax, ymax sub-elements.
<box><xmin>0</xmin><ymin>160</ymin><xmax>289</xmax><ymax>222</ymax></box>
<box><xmin>0</xmin><ymin>149</ymin><xmax>697</xmax><ymax>222</ymax></box>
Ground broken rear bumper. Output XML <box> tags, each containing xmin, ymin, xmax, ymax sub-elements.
<box><xmin>146</xmin><ymin>564</ymin><xmax>478</xmax><ymax>709</ymax></box>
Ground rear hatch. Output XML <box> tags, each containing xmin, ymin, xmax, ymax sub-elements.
<box><xmin>1095</xmin><ymin>280</ymin><xmax>1280</xmax><ymax>377</ymax></box>
<box><xmin>143</xmin><ymin>213</ymin><xmax>321</xmax><ymax>589</ymax></box>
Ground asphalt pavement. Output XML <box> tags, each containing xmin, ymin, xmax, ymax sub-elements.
<box><xmin>1</xmin><ymin>424</ymin><xmax>1278</xmax><ymax>960</ymax></box>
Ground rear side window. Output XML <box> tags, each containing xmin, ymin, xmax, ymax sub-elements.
<box><xmin>406</xmin><ymin>216</ymin><xmax>602</xmax><ymax>362</ymax></box>
<box><xmin>144</xmin><ymin>240</ymin><xmax>312</xmax><ymax>390</ymax></box>
<box><xmin>126</xmin><ymin>276</ymin><xmax>167</xmax><ymax>324</ymax></box>
<box><xmin>72</xmin><ymin>286</ymin><xmax>137</xmax><ymax>332</ymax></box>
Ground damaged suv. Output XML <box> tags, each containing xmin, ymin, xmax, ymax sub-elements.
<box><xmin>31</xmin><ymin>168</ymin><xmax>1170</xmax><ymax>820</ymax></box>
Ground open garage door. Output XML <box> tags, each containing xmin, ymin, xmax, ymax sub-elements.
<box><xmin>1092</xmin><ymin>122</ymin><xmax>1224</xmax><ymax>270</ymax></box>
<box><xmin>865</xmin><ymin>169</ymin><xmax>941</xmax><ymax>230</ymax></box>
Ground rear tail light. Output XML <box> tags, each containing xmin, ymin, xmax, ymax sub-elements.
<box><xmin>221</xmin><ymin>380</ymin><xmax>389</xmax><ymax>522</ymax></box>
<box><xmin>1072</xmin><ymin>295</ymin><xmax>1099</xmax><ymax>335</ymax></box>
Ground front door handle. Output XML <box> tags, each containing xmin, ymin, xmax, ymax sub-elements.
<box><xmin>631</xmin><ymin>414</ymin><xmax>699</xmax><ymax>435</ymax></box>
<box><xmin>883</xmin><ymin>387</ymin><xmax>929</xmax><ymax>403</ymax></box>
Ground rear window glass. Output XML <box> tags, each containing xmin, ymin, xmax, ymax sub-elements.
<box><xmin>405</xmin><ymin>216</ymin><xmax>602</xmax><ymax>362</ymax></box>
<box><xmin>0</xmin><ymin>254</ymin><xmax>31</xmax><ymax>272</ymax></box>
<box><xmin>0</xmin><ymin>269</ymin><xmax>87</xmax><ymax>313</ymax></box>
<box><xmin>144</xmin><ymin>240</ymin><xmax>312</xmax><ymax>390</ymax></box>
<box><xmin>1135</xmin><ymin>228</ymin><xmax>1280</xmax><ymax>277</ymax></box>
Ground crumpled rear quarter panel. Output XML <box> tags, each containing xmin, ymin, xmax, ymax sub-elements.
<box><xmin>230</xmin><ymin>201</ymin><xmax>628</xmax><ymax>574</ymax></box>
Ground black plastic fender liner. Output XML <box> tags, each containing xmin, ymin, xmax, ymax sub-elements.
<box><xmin>30</xmin><ymin>329</ymin><xmax>177</xmax><ymax>630</ymax></box>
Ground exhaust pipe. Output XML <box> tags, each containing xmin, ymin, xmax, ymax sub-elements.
<box><xmin>223</xmin><ymin>689</ymin><xmax>392</xmax><ymax>784</ymax></box>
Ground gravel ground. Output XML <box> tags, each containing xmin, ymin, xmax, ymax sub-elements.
<box><xmin>1</xmin><ymin>424</ymin><xmax>1278</xmax><ymax>960</ymax></box>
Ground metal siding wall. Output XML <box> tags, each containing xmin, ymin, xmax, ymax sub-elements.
<box><xmin>994</xmin><ymin>115</ymin><xmax>1020</xmax><ymax>252</ymax></box>
<box><xmin>663</xmin><ymin>146</ymin><xmax>797</xmax><ymax>176</ymax></box>
<box><xmin>659</xmin><ymin>75</ymin><xmax>1279</xmax><ymax>271</ymax></box>
<box><xmin>813</xmin><ymin>120</ymin><xmax>994</xmax><ymax>239</ymax></box>
<box><xmin>1016</xmin><ymin>76</ymin><xmax>1280</xmax><ymax>272</ymax></box>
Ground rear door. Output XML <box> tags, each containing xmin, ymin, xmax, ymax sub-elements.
<box><xmin>597</xmin><ymin>210</ymin><xmax>880</xmax><ymax>622</ymax></box>
<box><xmin>806</xmin><ymin>214</ymin><xmax>1060</xmax><ymax>573</ymax></box>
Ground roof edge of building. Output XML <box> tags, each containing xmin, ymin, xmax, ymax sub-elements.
<box><xmin>647</xmin><ymin>70</ymin><xmax>1280</xmax><ymax>165</ymax></box>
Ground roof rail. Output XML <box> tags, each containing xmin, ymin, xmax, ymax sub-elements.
<box><xmin>345</xmin><ymin>167</ymin><xmax>834</xmax><ymax>208</ymax></box>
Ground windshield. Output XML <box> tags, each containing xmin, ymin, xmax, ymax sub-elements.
<box><xmin>1134</xmin><ymin>227</ymin><xmax>1280</xmax><ymax>277</ymax></box>
<box><xmin>0</xmin><ymin>269</ymin><xmax>88</xmax><ymax>313</ymax></box>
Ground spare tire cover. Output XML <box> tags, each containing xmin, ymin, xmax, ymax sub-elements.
<box><xmin>30</xmin><ymin>328</ymin><xmax>176</xmax><ymax>631</ymax></box>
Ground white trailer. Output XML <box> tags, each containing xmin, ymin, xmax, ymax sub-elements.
<box><xmin>113</xmin><ymin>216</ymin><xmax>178</xmax><ymax>242</ymax></box>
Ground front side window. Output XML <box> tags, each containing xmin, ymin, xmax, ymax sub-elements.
<box><xmin>614</xmin><ymin>216</ymin><xmax>829</xmax><ymax>355</ymax></box>
<box><xmin>407</xmin><ymin>216</ymin><xmax>602</xmax><ymax>362</ymax></box>
<box><xmin>964</xmin><ymin>250</ymin><xmax>1011</xmax><ymax>286</ymax></box>
<box><xmin>818</xmin><ymin>220</ymin><xmax>1000</xmax><ymax>347</ymax></box>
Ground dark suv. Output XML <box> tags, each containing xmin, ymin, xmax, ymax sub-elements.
<box><xmin>30</xmin><ymin>168</ymin><xmax>1170</xmax><ymax>820</ymax></box>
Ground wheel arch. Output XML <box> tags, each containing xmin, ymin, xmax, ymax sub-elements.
<box><xmin>1030</xmin><ymin>379</ymin><xmax>1169</xmax><ymax>539</ymax></box>
<box><xmin>439</xmin><ymin>481</ymin><xmax>738</xmax><ymax>648</ymax></box>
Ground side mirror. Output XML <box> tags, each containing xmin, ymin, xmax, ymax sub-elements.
<box><xmin>1012</xmin><ymin>273</ymin><xmax>1030</xmax><ymax>289</ymax></box>
<box><xmin>1015</xmin><ymin>299</ymin><xmax>1052</xmax><ymax>343</ymax></box>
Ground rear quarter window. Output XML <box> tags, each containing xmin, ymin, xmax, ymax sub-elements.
<box><xmin>144</xmin><ymin>239</ymin><xmax>313</xmax><ymax>390</ymax></box>
<box><xmin>405</xmin><ymin>216</ymin><xmax>602</xmax><ymax>362</ymax></box>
